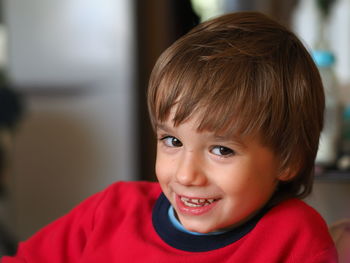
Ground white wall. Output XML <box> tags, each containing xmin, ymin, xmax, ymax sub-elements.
<box><xmin>1</xmin><ymin>0</ymin><xmax>136</xmax><ymax>240</ymax></box>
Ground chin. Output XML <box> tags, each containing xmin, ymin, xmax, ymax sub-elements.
<box><xmin>182</xmin><ymin>221</ymin><xmax>216</xmax><ymax>234</ymax></box>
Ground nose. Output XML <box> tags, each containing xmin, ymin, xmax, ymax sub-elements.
<box><xmin>175</xmin><ymin>151</ymin><xmax>207</xmax><ymax>186</ymax></box>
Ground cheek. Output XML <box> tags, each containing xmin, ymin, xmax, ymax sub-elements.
<box><xmin>155</xmin><ymin>152</ymin><xmax>173</xmax><ymax>184</ymax></box>
<box><xmin>155</xmin><ymin>154</ymin><xmax>176</xmax><ymax>200</ymax></box>
<box><xmin>215</xmin><ymin>166</ymin><xmax>251</xmax><ymax>194</ymax></box>
<box><xmin>213</xmin><ymin>159</ymin><xmax>276</xmax><ymax>195</ymax></box>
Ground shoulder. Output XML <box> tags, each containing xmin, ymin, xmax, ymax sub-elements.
<box><xmin>103</xmin><ymin>181</ymin><xmax>161</xmax><ymax>200</ymax></box>
<box><xmin>94</xmin><ymin>181</ymin><xmax>162</xmax><ymax>215</ymax></box>
<box><xmin>57</xmin><ymin>181</ymin><xmax>161</xmax><ymax>225</ymax></box>
<box><xmin>266</xmin><ymin>198</ymin><xmax>325</xmax><ymax>222</ymax></box>
<box><xmin>67</xmin><ymin>181</ymin><xmax>161</xmax><ymax>212</ymax></box>
<box><xmin>265</xmin><ymin>198</ymin><xmax>327</xmax><ymax>229</ymax></box>
<box><xmin>261</xmin><ymin>198</ymin><xmax>330</xmax><ymax>237</ymax></box>
<box><xmin>255</xmin><ymin>198</ymin><xmax>337</xmax><ymax>261</ymax></box>
<box><xmin>2</xmin><ymin>181</ymin><xmax>162</xmax><ymax>262</ymax></box>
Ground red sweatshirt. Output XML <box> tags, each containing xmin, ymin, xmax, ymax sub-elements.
<box><xmin>1</xmin><ymin>181</ymin><xmax>337</xmax><ymax>262</ymax></box>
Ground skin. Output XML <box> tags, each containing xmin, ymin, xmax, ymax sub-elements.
<box><xmin>155</xmin><ymin>110</ymin><xmax>292</xmax><ymax>234</ymax></box>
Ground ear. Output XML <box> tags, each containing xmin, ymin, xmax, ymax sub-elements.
<box><xmin>278</xmin><ymin>167</ymin><xmax>298</xmax><ymax>182</ymax></box>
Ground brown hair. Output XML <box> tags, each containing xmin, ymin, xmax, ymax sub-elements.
<box><xmin>148</xmin><ymin>12</ymin><xmax>324</xmax><ymax>201</ymax></box>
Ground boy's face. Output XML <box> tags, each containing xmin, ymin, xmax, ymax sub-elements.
<box><xmin>155</xmin><ymin>110</ymin><xmax>286</xmax><ymax>234</ymax></box>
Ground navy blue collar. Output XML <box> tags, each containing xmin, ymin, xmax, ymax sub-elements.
<box><xmin>152</xmin><ymin>193</ymin><xmax>270</xmax><ymax>252</ymax></box>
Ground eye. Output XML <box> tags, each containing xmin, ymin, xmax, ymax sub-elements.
<box><xmin>211</xmin><ymin>146</ymin><xmax>234</xmax><ymax>157</ymax></box>
<box><xmin>160</xmin><ymin>136</ymin><xmax>183</xmax><ymax>147</ymax></box>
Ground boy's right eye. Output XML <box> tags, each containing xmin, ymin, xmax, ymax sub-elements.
<box><xmin>160</xmin><ymin>136</ymin><xmax>183</xmax><ymax>147</ymax></box>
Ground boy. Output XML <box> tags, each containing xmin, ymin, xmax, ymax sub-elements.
<box><xmin>2</xmin><ymin>12</ymin><xmax>337</xmax><ymax>262</ymax></box>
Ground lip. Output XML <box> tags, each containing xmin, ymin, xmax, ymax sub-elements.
<box><xmin>175</xmin><ymin>194</ymin><xmax>219</xmax><ymax>216</ymax></box>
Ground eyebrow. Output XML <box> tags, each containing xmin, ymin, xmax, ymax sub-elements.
<box><xmin>155</xmin><ymin>123</ymin><xmax>172</xmax><ymax>133</ymax></box>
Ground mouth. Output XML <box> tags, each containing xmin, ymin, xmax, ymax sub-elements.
<box><xmin>175</xmin><ymin>194</ymin><xmax>220</xmax><ymax>216</ymax></box>
<box><xmin>179</xmin><ymin>196</ymin><xmax>218</xmax><ymax>207</ymax></box>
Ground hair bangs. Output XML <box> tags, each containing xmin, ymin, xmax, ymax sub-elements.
<box><xmin>153</xmin><ymin>52</ymin><xmax>281</xmax><ymax>143</ymax></box>
<box><xmin>196</xmin><ymin>61</ymin><xmax>283</xmax><ymax>141</ymax></box>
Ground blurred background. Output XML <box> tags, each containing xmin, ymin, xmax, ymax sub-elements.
<box><xmin>0</xmin><ymin>0</ymin><xmax>350</xmax><ymax>256</ymax></box>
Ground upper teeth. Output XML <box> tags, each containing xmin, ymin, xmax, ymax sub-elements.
<box><xmin>180</xmin><ymin>196</ymin><xmax>215</xmax><ymax>207</ymax></box>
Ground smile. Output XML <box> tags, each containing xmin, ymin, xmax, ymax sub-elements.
<box><xmin>176</xmin><ymin>195</ymin><xmax>220</xmax><ymax>216</ymax></box>
<box><xmin>180</xmin><ymin>196</ymin><xmax>216</xmax><ymax>207</ymax></box>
